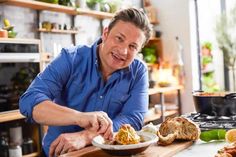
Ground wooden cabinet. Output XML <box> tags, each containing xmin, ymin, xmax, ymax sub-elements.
<box><xmin>144</xmin><ymin>85</ymin><xmax>183</xmax><ymax>124</ymax></box>
<box><xmin>0</xmin><ymin>111</ymin><xmax>41</xmax><ymax>157</ymax></box>
<box><xmin>0</xmin><ymin>38</ymin><xmax>42</xmax><ymax>156</ymax></box>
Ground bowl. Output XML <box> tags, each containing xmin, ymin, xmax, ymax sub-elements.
<box><xmin>92</xmin><ymin>131</ymin><xmax>158</xmax><ymax>156</ymax></box>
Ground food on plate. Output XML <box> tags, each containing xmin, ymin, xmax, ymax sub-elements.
<box><xmin>115</xmin><ymin>124</ymin><xmax>140</xmax><ymax>145</ymax></box>
<box><xmin>200</xmin><ymin>129</ymin><xmax>226</xmax><ymax>142</ymax></box>
<box><xmin>142</xmin><ymin>122</ymin><xmax>158</xmax><ymax>134</ymax></box>
<box><xmin>215</xmin><ymin>142</ymin><xmax>236</xmax><ymax>157</ymax></box>
<box><xmin>157</xmin><ymin>117</ymin><xmax>200</xmax><ymax>145</ymax></box>
<box><xmin>226</xmin><ymin>129</ymin><xmax>236</xmax><ymax>143</ymax></box>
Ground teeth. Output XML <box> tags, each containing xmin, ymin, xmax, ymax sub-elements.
<box><xmin>112</xmin><ymin>53</ymin><xmax>125</xmax><ymax>61</ymax></box>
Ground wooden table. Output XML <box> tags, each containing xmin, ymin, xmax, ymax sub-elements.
<box><xmin>60</xmin><ymin>141</ymin><xmax>193</xmax><ymax>157</ymax></box>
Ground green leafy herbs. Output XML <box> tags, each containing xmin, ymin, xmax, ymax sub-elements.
<box><xmin>142</xmin><ymin>46</ymin><xmax>157</xmax><ymax>63</ymax></box>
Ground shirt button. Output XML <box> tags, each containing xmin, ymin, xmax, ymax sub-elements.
<box><xmin>100</xmin><ymin>96</ymin><xmax>103</xmax><ymax>99</ymax></box>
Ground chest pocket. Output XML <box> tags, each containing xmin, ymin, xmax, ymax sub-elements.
<box><xmin>108</xmin><ymin>91</ymin><xmax>130</xmax><ymax>118</ymax></box>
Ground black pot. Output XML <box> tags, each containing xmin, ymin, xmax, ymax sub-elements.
<box><xmin>193</xmin><ymin>91</ymin><xmax>236</xmax><ymax>116</ymax></box>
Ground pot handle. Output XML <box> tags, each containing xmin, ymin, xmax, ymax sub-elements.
<box><xmin>225</xmin><ymin>93</ymin><xmax>236</xmax><ymax>99</ymax></box>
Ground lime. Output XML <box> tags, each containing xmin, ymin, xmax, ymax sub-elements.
<box><xmin>200</xmin><ymin>129</ymin><xmax>226</xmax><ymax>142</ymax></box>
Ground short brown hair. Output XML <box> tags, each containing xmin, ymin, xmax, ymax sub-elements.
<box><xmin>108</xmin><ymin>8</ymin><xmax>152</xmax><ymax>46</ymax></box>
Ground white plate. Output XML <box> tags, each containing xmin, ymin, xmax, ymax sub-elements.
<box><xmin>92</xmin><ymin>131</ymin><xmax>158</xmax><ymax>156</ymax></box>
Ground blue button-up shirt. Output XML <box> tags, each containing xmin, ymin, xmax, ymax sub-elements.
<box><xmin>19</xmin><ymin>39</ymin><xmax>149</xmax><ymax>156</ymax></box>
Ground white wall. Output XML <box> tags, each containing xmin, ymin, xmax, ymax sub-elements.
<box><xmin>151</xmin><ymin>0</ymin><xmax>200</xmax><ymax>113</ymax></box>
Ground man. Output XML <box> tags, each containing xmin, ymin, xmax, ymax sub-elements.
<box><xmin>19</xmin><ymin>7</ymin><xmax>152</xmax><ymax>157</ymax></box>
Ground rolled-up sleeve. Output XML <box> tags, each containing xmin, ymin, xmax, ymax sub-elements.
<box><xmin>112</xmin><ymin>65</ymin><xmax>149</xmax><ymax>131</ymax></box>
<box><xmin>19</xmin><ymin>48</ymin><xmax>72</xmax><ymax>123</ymax></box>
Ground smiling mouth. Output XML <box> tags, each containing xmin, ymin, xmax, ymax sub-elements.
<box><xmin>111</xmin><ymin>52</ymin><xmax>125</xmax><ymax>62</ymax></box>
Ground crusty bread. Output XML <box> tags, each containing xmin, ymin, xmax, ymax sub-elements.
<box><xmin>157</xmin><ymin>117</ymin><xmax>200</xmax><ymax>145</ymax></box>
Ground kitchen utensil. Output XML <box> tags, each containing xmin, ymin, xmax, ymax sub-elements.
<box><xmin>193</xmin><ymin>91</ymin><xmax>236</xmax><ymax>116</ymax></box>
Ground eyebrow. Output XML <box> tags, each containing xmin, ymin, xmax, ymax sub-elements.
<box><xmin>118</xmin><ymin>32</ymin><xmax>138</xmax><ymax>47</ymax></box>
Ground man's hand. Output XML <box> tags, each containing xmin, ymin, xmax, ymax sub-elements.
<box><xmin>77</xmin><ymin>111</ymin><xmax>113</xmax><ymax>140</ymax></box>
<box><xmin>49</xmin><ymin>130</ymin><xmax>97</xmax><ymax>157</ymax></box>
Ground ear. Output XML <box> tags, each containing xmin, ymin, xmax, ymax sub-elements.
<box><xmin>102</xmin><ymin>27</ymin><xmax>109</xmax><ymax>41</ymax></box>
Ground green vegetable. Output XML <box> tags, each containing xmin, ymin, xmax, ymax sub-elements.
<box><xmin>200</xmin><ymin>129</ymin><xmax>226</xmax><ymax>142</ymax></box>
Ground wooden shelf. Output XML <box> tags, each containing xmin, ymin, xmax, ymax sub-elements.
<box><xmin>146</xmin><ymin>63</ymin><xmax>159</xmax><ymax>67</ymax></box>
<box><xmin>150</xmin><ymin>20</ymin><xmax>159</xmax><ymax>25</ymax></box>
<box><xmin>144</xmin><ymin>108</ymin><xmax>178</xmax><ymax>123</ymax></box>
<box><xmin>148</xmin><ymin>85</ymin><xmax>183</xmax><ymax>95</ymax></box>
<box><xmin>149</xmin><ymin>37</ymin><xmax>161</xmax><ymax>41</ymax></box>
<box><xmin>23</xmin><ymin>152</ymin><xmax>39</xmax><ymax>157</ymax></box>
<box><xmin>0</xmin><ymin>0</ymin><xmax>114</xmax><ymax>19</ymax></box>
<box><xmin>0</xmin><ymin>38</ymin><xmax>41</xmax><ymax>44</ymax></box>
<box><xmin>0</xmin><ymin>0</ymin><xmax>77</xmax><ymax>15</ymax></box>
<box><xmin>76</xmin><ymin>8</ymin><xmax>114</xmax><ymax>19</ymax></box>
<box><xmin>0</xmin><ymin>109</ymin><xmax>25</xmax><ymax>123</ymax></box>
<box><xmin>38</xmin><ymin>28</ymin><xmax>79</xmax><ymax>34</ymax></box>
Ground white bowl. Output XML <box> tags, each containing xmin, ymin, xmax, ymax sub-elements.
<box><xmin>92</xmin><ymin>131</ymin><xmax>158</xmax><ymax>156</ymax></box>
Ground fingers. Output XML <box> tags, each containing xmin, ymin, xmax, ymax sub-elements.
<box><xmin>49</xmin><ymin>135</ymin><xmax>69</xmax><ymax>157</ymax></box>
<box><xmin>97</xmin><ymin>112</ymin><xmax>113</xmax><ymax>139</ymax></box>
<box><xmin>54</xmin><ymin>141</ymin><xmax>65</xmax><ymax>156</ymax></box>
<box><xmin>97</xmin><ymin>112</ymin><xmax>110</xmax><ymax>132</ymax></box>
<box><xmin>103</xmin><ymin>124</ymin><xmax>113</xmax><ymax>140</ymax></box>
<box><xmin>49</xmin><ymin>137</ymin><xmax>60</xmax><ymax>157</ymax></box>
<box><xmin>79</xmin><ymin>111</ymin><xmax>113</xmax><ymax>139</ymax></box>
<box><xmin>90</xmin><ymin>118</ymin><xmax>100</xmax><ymax>131</ymax></box>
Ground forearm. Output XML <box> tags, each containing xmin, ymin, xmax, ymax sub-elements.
<box><xmin>32</xmin><ymin>100</ymin><xmax>80</xmax><ymax>126</ymax></box>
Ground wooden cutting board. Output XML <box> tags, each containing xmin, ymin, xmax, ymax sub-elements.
<box><xmin>61</xmin><ymin>141</ymin><xmax>194</xmax><ymax>157</ymax></box>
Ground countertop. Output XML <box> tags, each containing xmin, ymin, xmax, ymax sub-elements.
<box><xmin>174</xmin><ymin>140</ymin><xmax>227</xmax><ymax>157</ymax></box>
<box><xmin>60</xmin><ymin>140</ymin><xmax>228</xmax><ymax>157</ymax></box>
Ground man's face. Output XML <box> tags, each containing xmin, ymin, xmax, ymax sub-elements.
<box><xmin>99</xmin><ymin>20</ymin><xmax>146</xmax><ymax>74</ymax></box>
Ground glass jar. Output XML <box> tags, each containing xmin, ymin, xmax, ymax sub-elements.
<box><xmin>9</xmin><ymin>144</ymin><xmax>22</xmax><ymax>157</ymax></box>
<box><xmin>0</xmin><ymin>131</ymin><xmax>9</xmax><ymax>157</ymax></box>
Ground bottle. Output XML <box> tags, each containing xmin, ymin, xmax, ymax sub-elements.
<box><xmin>22</xmin><ymin>137</ymin><xmax>35</xmax><ymax>155</ymax></box>
<box><xmin>173</xmin><ymin>36</ymin><xmax>185</xmax><ymax>85</ymax></box>
<box><xmin>0</xmin><ymin>131</ymin><xmax>9</xmax><ymax>157</ymax></box>
<box><xmin>9</xmin><ymin>122</ymin><xmax>23</xmax><ymax>146</ymax></box>
<box><xmin>9</xmin><ymin>143</ymin><xmax>22</xmax><ymax>157</ymax></box>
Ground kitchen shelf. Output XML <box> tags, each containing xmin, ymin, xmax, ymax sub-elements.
<box><xmin>0</xmin><ymin>38</ymin><xmax>41</xmax><ymax>44</ymax></box>
<box><xmin>149</xmin><ymin>85</ymin><xmax>183</xmax><ymax>95</ymax></box>
<box><xmin>23</xmin><ymin>152</ymin><xmax>39</xmax><ymax>157</ymax></box>
<box><xmin>0</xmin><ymin>0</ymin><xmax>114</xmax><ymax>19</ymax></box>
<box><xmin>0</xmin><ymin>109</ymin><xmax>25</xmax><ymax>123</ymax></box>
<box><xmin>38</xmin><ymin>28</ymin><xmax>79</xmax><ymax>34</ymax></box>
<box><xmin>150</xmin><ymin>20</ymin><xmax>159</xmax><ymax>25</ymax></box>
<box><xmin>146</xmin><ymin>63</ymin><xmax>159</xmax><ymax>68</ymax></box>
<box><xmin>76</xmin><ymin>8</ymin><xmax>114</xmax><ymax>19</ymax></box>
<box><xmin>148</xmin><ymin>85</ymin><xmax>183</xmax><ymax>123</ymax></box>
<box><xmin>144</xmin><ymin>108</ymin><xmax>178</xmax><ymax>123</ymax></box>
<box><xmin>149</xmin><ymin>37</ymin><xmax>161</xmax><ymax>41</ymax></box>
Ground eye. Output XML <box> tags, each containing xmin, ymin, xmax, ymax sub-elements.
<box><xmin>129</xmin><ymin>45</ymin><xmax>137</xmax><ymax>51</ymax></box>
<box><xmin>115</xmin><ymin>36</ymin><xmax>123</xmax><ymax>42</ymax></box>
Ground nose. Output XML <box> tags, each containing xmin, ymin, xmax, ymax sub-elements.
<box><xmin>119</xmin><ymin>43</ymin><xmax>128</xmax><ymax>55</ymax></box>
